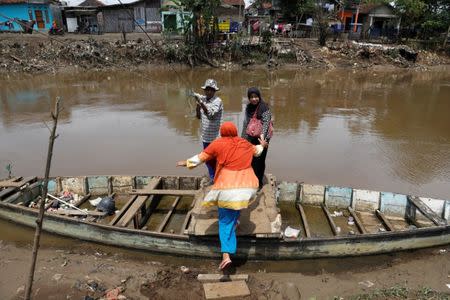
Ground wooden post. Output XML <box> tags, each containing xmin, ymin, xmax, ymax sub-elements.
<box><xmin>443</xmin><ymin>25</ymin><xmax>450</xmax><ymax>48</ymax></box>
<box><xmin>25</xmin><ymin>97</ymin><xmax>61</xmax><ymax>300</ymax></box>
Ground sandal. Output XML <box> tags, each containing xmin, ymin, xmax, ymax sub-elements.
<box><xmin>218</xmin><ymin>258</ymin><xmax>232</xmax><ymax>270</ymax></box>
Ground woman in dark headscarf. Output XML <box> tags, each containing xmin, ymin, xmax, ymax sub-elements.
<box><xmin>242</xmin><ymin>87</ymin><xmax>272</xmax><ymax>189</ymax></box>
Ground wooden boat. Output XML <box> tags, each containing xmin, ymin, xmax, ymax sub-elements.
<box><xmin>0</xmin><ymin>175</ymin><xmax>449</xmax><ymax>259</ymax></box>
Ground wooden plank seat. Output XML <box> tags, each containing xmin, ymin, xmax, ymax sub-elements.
<box><xmin>407</xmin><ymin>196</ymin><xmax>446</xmax><ymax>226</ymax></box>
<box><xmin>48</xmin><ymin>209</ymin><xmax>107</xmax><ymax>217</ymax></box>
<box><xmin>130</xmin><ymin>189</ymin><xmax>198</xmax><ymax>196</ymax></box>
<box><xmin>0</xmin><ymin>176</ymin><xmax>37</xmax><ymax>188</ymax></box>
<box><xmin>112</xmin><ymin>177</ymin><xmax>161</xmax><ymax>228</ymax></box>
<box><xmin>0</xmin><ymin>187</ymin><xmax>18</xmax><ymax>200</ymax></box>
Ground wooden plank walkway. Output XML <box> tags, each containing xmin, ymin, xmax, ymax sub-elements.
<box><xmin>188</xmin><ymin>175</ymin><xmax>280</xmax><ymax>237</ymax></box>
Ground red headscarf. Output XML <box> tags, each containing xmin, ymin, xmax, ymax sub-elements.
<box><xmin>203</xmin><ymin>122</ymin><xmax>255</xmax><ymax>174</ymax></box>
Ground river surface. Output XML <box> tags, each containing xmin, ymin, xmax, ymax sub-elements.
<box><xmin>1</xmin><ymin>66</ymin><xmax>450</xmax><ymax>200</ymax></box>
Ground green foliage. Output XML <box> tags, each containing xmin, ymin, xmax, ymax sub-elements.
<box><xmin>261</xmin><ymin>30</ymin><xmax>273</xmax><ymax>52</ymax></box>
<box><xmin>393</xmin><ymin>0</ymin><xmax>450</xmax><ymax>38</ymax></box>
<box><xmin>279</xmin><ymin>0</ymin><xmax>315</xmax><ymax>18</ymax></box>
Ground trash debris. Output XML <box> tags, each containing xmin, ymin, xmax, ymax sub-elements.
<box><xmin>284</xmin><ymin>226</ymin><xmax>300</xmax><ymax>238</ymax></box>
<box><xmin>439</xmin><ymin>249</ymin><xmax>447</xmax><ymax>254</ymax></box>
<box><xmin>446</xmin><ymin>284</ymin><xmax>450</xmax><ymax>289</ymax></box>
<box><xmin>87</xmin><ymin>280</ymin><xmax>99</xmax><ymax>291</ymax></box>
<box><xmin>180</xmin><ymin>266</ymin><xmax>190</xmax><ymax>274</ymax></box>
<box><xmin>331</xmin><ymin>211</ymin><xmax>343</xmax><ymax>217</ymax></box>
<box><xmin>358</xmin><ymin>280</ymin><xmax>374</xmax><ymax>288</ymax></box>
<box><xmin>61</xmin><ymin>260</ymin><xmax>68</xmax><ymax>267</ymax></box>
<box><xmin>89</xmin><ymin>197</ymin><xmax>102</xmax><ymax>207</ymax></box>
<box><xmin>379</xmin><ymin>228</ymin><xmax>386</xmax><ymax>232</ymax></box>
<box><xmin>348</xmin><ymin>216</ymin><xmax>355</xmax><ymax>226</ymax></box>
<box><xmin>105</xmin><ymin>286</ymin><xmax>125</xmax><ymax>300</ymax></box>
<box><xmin>335</xmin><ymin>226</ymin><xmax>341</xmax><ymax>234</ymax></box>
<box><xmin>271</xmin><ymin>214</ymin><xmax>282</xmax><ymax>233</ymax></box>
<box><xmin>96</xmin><ymin>197</ymin><xmax>116</xmax><ymax>215</ymax></box>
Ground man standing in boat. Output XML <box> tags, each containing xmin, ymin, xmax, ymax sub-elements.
<box><xmin>193</xmin><ymin>79</ymin><xmax>223</xmax><ymax>182</ymax></box>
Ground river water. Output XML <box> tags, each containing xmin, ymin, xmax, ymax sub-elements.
<box><xmin>1</xmin><ymin>66</ymin><xmax>450</xmax><ymax>200</ymax></box>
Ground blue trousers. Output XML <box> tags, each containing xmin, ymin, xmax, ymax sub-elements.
<box><xmin>218</xmin><ymin>208</ymin><xmax>240</xmax><ymax>254</ymax></box>
<box><xmin>202</xmin><ymin>142</ymin><xmax>216</xmax><ymax>181</ymax></box>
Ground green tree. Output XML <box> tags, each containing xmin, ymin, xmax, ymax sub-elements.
<box><xmin>173</xmin><ymin>0</ymin><xmax>221</xmax><ymax>65</ymax></box>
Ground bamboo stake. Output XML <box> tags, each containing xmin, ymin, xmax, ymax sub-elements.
<box><xmin>25</xmin><ymin>97</ymin><xmax>61</xmax><ymax>300</ymax></box>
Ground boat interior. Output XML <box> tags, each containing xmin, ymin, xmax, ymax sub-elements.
<box><xmin>0</xmin><ymin>175</ymin><xmax>448</xmax><ymax>240</ymax></box>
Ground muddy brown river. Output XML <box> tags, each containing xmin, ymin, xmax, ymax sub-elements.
<box><xmin>1</xmin><ymin>67</ymin><xmax>449</xmax><ymax>198</ymax></box>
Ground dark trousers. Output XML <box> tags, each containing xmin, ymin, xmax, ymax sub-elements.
<box><xmin>252</xmin><ymin>146</ymin><xmax>268</xmax><ymax>189</ymax></box>
<box><xmin>248</xmin><ymin>137</ymin><xmax>268</xmax><ymax>188</ymax></box>
<box><xmin>203</xmin><ymin>142</ymin><xmax>216</xmax><ymax>181</ymax></box>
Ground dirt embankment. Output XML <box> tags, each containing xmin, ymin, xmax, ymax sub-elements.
<box><xmin>1</xmin><ymin>239</ymin><xmax>449</xmax><ymax>300</ymax></box>
<box><xmin>0</xmin><ymin>33</ymin><xmax>448</xmax><ymax>74</ymax></box>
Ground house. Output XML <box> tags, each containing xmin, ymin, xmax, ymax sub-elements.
<box><xmin>99</xmin><ymin>0</ymin><xmax>161</xmax><ymax>33</ymax></box>
<box><xmin>62</xmin><ymin>0</ymin><xmax>104</xmax><ymax>33</ymax></box>
<box><xmin>0</xmin><ymin>0</ymin><xmax>63</xmax><ymax>32</ymax></box>
<box><xmin>160</xmin><ymin>0</ymin><xmax>190</xmax><ymax>33</ymax></box>
<box><xmin>217</xmin><ymin>0</ymin><xmax>245</xmax><ymax>33</ymax></box>
<box><xmin>338</xmin><ymin>3</ymin><xmax>400</xmax><ymax>38</ymax></box>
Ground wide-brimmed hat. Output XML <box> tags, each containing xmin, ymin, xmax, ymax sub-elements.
<box><xmin>201</xmin><ymin>79</ymin><xmax>220</xmax><ymax>91</ymax></box>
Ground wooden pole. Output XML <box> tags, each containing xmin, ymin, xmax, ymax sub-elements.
<box><xmin>25</xmin><ymin>97</ymin><xmax>61</xmax><ymax>300</ymax></box>
<box><xmin>444</xmin><ymin>25</ymin><xmax>450</xmax><ymax>48</ymax></box>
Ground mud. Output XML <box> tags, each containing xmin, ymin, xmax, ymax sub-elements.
<box><xmin>1</xmin><ymin>238</ymin><xmax>449</xmax><ymax>299</ymax></box>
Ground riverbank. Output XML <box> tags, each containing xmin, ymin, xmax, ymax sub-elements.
<box><xmin>0</xmin><ymin>32</ymin><xmax>448</xmax><ymax>74</ymax></box>
<box><xmin>1</xmin><ymin>238</ymin><xmax>449</xmax><ymax>299</ymax></box>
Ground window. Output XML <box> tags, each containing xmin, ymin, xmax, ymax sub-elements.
<box><xmin>28</xmin><ymin>10</ymin><xmax>33</xmax><ymax>20</ymax></box>
<box><xmin>44</xmin><ymin>10</ymin><xmax>49</xmax><ymax>24</ymax></box>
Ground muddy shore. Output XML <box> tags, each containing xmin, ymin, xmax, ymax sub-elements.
<box><xmin>1</xmin><ymin>236</ymin><xmax>449</xmax><ymax>299</ymax></box>
<box><xmin>0</xmin><ymin>33</ymin><xmax>448</xmax><ymax>74</ymax></box>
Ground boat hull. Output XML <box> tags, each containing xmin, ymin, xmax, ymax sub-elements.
<box><xmin>1</xmin><ymin>201</ymin><xmax>449</xmax><ymax>259</ymax></box>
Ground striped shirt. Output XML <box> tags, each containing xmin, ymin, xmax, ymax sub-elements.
<box><xmin>199</xmin><ymin>95</ymin><xmax>223</xmax><ymax>143</ymax></box>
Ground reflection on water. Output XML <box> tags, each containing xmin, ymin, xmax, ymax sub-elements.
<box><xmin>0</xmin><ymin>67</ymin><xmax>450</xmax><ymax>199</ymax></box>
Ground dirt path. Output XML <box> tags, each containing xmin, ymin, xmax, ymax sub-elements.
<box><xmin>1</xmin><ymin>239</ymin><xmax>449</xmax><ymax>299</ymax></box>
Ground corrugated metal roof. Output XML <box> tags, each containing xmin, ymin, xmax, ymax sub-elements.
<box><xmin>78</xmin><ymin>0</ymin><xmax>104</xmax><ymax>6</ymax></box>
<box><xmin>222</xmin><ymin>0</ymin><xmax>244</xmax><ymax>6</ymax></box>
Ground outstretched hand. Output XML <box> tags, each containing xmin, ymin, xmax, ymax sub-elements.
<box><xmin>177</xmin><ymin>160</ymin><xmax>187</xmax><ymax>167</ymax></box>
<box><xmin>258</xmin><ymin>135</ymin><xmax>268</xmax><ymax>148</ymax></box>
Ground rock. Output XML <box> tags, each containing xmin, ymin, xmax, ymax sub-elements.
<box><xmin>52</xmin><ymin>273</ymin><xmax>63</xmax><ymax>281</ymax></box>
<box><xmin>105</xmin><ymin>286</ymin><xmax>125</xmax><ymax>300</ymax></box>
<box><xmin>282</xmin><ymin>282</ymin><xmax>301</xmax><ymax>300</ymax></box>
<box><xmin>16</xmin><ymin>285</ymin><xmax>25</xmax><ymax>294</ymax></box>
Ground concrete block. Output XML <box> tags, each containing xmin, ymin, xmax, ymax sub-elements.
<box><xmin>197</xmin><ymin>274</ymin><xmax>248</xmax><ymax>282</ymax></box>
<box><xmin>203</xmin><ymin>281</ymin><xmax>250</xmax><ymax>299</ymax></box>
